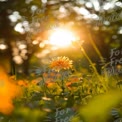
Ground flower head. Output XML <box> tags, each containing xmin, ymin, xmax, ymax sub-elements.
<box><xmin>46</xmin><ymin>82</ymin><xmax>56</xmax><ymax>88</ymax></box>
<box><xmin>50</xmin><ymin>56</ymin><xmax>73</xmax><ymax>72</ymax></box>
<box><xmin>17</xmin><ymin>80</ymin><xmax>28</xmax><ymax>87</ymax></box>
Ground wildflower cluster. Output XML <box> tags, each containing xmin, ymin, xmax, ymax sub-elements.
<box><xmin>0</xmin><ymin>56</ymin><xmax>121</xmax><ymax>122</ymax></box>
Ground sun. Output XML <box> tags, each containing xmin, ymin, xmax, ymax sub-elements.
<box><xmin>49</xmin><ymin>28</ymin><xmax>76</xmax><ymax>47</ymax></box>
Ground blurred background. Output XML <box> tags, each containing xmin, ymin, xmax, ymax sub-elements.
<box><xmin>0</xmin><ymin>0</ymin><xmax>122</xmax><ymax>76</ymax></box>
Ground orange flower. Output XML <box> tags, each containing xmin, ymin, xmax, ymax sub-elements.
<box><xmin>50</xmin><ymin>56</ymin><xmax>73</xmax><ymax>72</ymax></box>
<box><xmin>31</xmin><ymin>77</ymin><xmax>42</xmax><ymax>85</ymax></box>
<box><xmin>0</xmin><ymin>66</ymin><xmax>20</xmax><ymax>114</ymax></box>
<box><xmin>69</xmin><ymin>77</ymin><xmax>79</xmax><ymax>82</ymax></box>
<box><xmin>17</xmin><ymin>80</ymin><xmax>28</xmax><ymax>87</ymax></box>
<box><xmin>66</xmin><ymin>77</ymin><xmax>79</xmax><ymax>90</ymax></box>
<box><xmin>46</xmin><ymin>82</ymin><xmax>55</xmax><ymax>88</ymax></box>
<box><xmin>0</xmin><ymin>99</ymin><xmax>14</xmax><ymax>114</ymax></box>
<box><xmin>66</xmin><ymin>82</ymin><xmax>77</xmax><ymax>90</ymax></box>
<box><xmin>66</xmin><ymin>82</ymin><xmax>72</xmax><ymax>87</ymax></box>
<box><xmin>50</xmin><ymin>72</ymin><xmax>55</xmax><ymax>77</ymax></box>
<box><xmin>43</xmin><ymin>73</ymin><xmax>48</xmax><ymax>77</ymax></box>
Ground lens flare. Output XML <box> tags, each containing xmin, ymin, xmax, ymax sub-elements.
<box><xmin>49</xmin><ymin>28</ymin><xmax>76</xmax><ymax>47</ymax></box>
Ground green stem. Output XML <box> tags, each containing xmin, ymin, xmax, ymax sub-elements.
<box><xmin>87</xmin><ymin>31</ymin><xmax>104</xmax><ymax>62</ymax></box>
<box><xmin>41</xmin><ymin>75</ymin><xmax>48</xmax><ymax>95</ymax></box>
<box><xmin>61</xmin><ymin>71</ymin><xmax>65</xmax><ymax>94</ymax></box>
<box><xmin>81</xmin><ymin>46</ymin><xmax>108</xmax><ymax>91</ymax></box>
<box><xmin>80</xmin><ymin>46</ymin><xmax>99</xmax><ymax>76</ymax></box>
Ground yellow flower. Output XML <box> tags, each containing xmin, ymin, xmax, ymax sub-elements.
<box><xmin>50</xmin><ymin>56</ymin><xmax>73</xmax><ymax>72</ymax></box>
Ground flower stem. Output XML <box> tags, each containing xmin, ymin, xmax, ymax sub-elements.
<box><xmin>80</xmin><ymin>46</ymin><xmax>99</xmax><ymax>76</ymax></box>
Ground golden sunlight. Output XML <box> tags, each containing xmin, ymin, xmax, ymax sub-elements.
<box><xmin>49</xmin><ymin>28</ymin><xmax>76</xmax><ymax>47</ymax></box>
